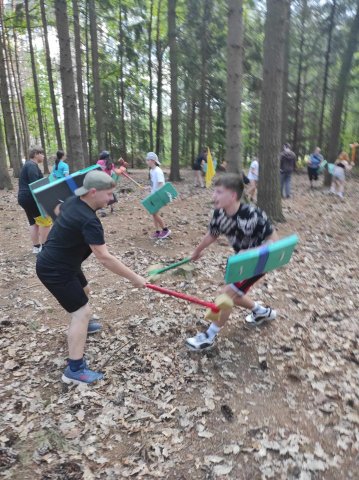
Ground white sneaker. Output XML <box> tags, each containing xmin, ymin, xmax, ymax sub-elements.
<box><xmin>32</xmin><ymin>245</ymin><xmax>42</xmax><ymax>254</ymax></box>
<box><xmin>185</xmin><ymin>332</ymin><xmax>215</xmax><ymax>351</ymax></box>
<box><xmin>245</xmin><ymin>307</ymin><xmax>276</xmax><ymax>326</ymax></box>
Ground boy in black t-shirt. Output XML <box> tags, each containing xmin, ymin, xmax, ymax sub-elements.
<box><xmin>36</xmin><ymin>170</ymin><xmax>146</xmax><ymax>384</ymax></box>
<box><xmin>186</xmin><ymin>173</ymin><xmax>278</xmax><ymax>351</ymax></box>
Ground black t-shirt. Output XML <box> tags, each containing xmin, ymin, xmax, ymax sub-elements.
<box><xmin>18</xmin><ymin>160</ymin><xmax>43</xmax><ymax>201</ymax></box>
<box><xmin>194</xmin><ymin>153</ymin><xmax>206</xmax><ymax>169</ymax></box>
<box><xmin>37</xmin><ymin>196</ymin><xmax>105</xmax><ymax>277</ymax></box>
<box><xmin>209</xmin><ymin>203</ymin><xmax>274</xmax><ymax>252</ymax></box>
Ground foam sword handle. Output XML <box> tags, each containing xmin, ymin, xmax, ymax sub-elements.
<box><xmin>148</xmin><ymin>257</ymin><xmax>191</xmax><ymax>276</ymax></box>
<box><xmin>145</xmin><ymin>283</ymin><xmax>220</xmax><ymax>313</ymax></box>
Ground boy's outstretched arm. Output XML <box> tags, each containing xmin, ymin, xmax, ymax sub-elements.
<box><xmin>191</xmin><ymin>232</ymin><xmax>218</xmax><ymax>261</ymax></box>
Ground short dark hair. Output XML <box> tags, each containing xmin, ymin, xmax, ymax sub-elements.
<box><xmin>29</xmin><ymin>146</ymin><xmax>44</xmax><ymax>159</ymax></box>
<box><xmin>214</xmin><ymin>173</ymin><xmax>244</xmax><ymax>200</ymax></box>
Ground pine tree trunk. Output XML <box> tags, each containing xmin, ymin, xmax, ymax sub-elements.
<box><xmin>318</xmin><ymin>0</ymin><xmax>336</xmax><ymax>148</ymax></box>
<box><xmin>40</xmin><ymin>0</ymin><xmax>63</xmax><ymax>151</ymax></box>
<box><xmin>24</xmin><ymin>0</ymin><xmax>49</xmax><ymax>173</ymax></box>
<box><xmin>88</xmin><ymin>0</ymin><xmax>104</xmax><ymax>152</ymax></box>
<box><xmin>118</xmin><ymin>4</ymin><xmax>127</xmax><ymax>159</ymax></box>
<box><xmin>85</xmin><ymin>0</ymin><xmax>93</xmax><ymax>162</ymax></box>
<box><xmin>55</xmin><ymin>0</ymin><xmax>84</xmax><ymax>170</ymax></box>
<box><xmin>72</xmin><ymin>0</ymin><xmax>90</xmax><ymax>165</ymax></box>
<box><xmin>198</xmin><ymin>0</ymin><xmax>212</xmax><ymax>149</ymax></box>
<box><xmin>0</xmin><ymin>115</ymin><xmax>13</xmax><ymax>189</ymax></box>
<box><xmin>281</xmin><ymin>1</ymin><xmax>291</xmax><ymax>146</ymax></box>
<box><xmin>168</xmin><ymin>0</ymin><xmax>180</xmax><ymax>181</ymax></box>
<box><xmin>257</xmin><ymin>0</ymin><xmax>288</xmax><ymax>222</ymax></box>
<box><xmin>148</xmin><ymin>0</ymin><xmax>154</xmax><ymax>151</ymax></box>
<box><xmin>0</xmin><ymin>11</ymin><xmax>21</xmax><ymax>177</ymax></box>
<box><xmin>225</xmin><ymin>0</ymin><xmax>243</xmax><ymax>174</ymax></box>
<box><xmin>292</xmin><ymin>0</ymin><xmax>307</xmax><ymax>155</ymax></box>
<box><xmin>155</xmin><ymin>0</ymin><xmax>164</xmax><ymax>156</ymax></box>
<box><xmin>326</xmin><ymin>0</ymin><xmax>359</xmax><ymax>169</ymax></box>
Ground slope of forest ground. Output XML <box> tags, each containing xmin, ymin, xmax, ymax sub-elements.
<box><xmin>0</xmin><ymin>169</ymin><xmax>358</xmax><ymax>480</ymax></box>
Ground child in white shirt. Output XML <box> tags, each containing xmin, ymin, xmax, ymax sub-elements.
<box><xmin>247</xmin><ymin>157</ymin><xmax>259</xmax><ymax>202</ymax></box>
<box><xmin>146</xmin><ymin>152</ymin><xmax>171</xmax><ymax>239</ymax></box>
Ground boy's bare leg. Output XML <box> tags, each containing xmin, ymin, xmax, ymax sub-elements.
<box><xmin>152</xmin><ymin>213</ymin><xmax>165</xmax><ymax>230</ymax></box>
<box><xmin>68</xmin><ymin>303</ymin><xmax>91</xmax><ymax>360</ymax></box>
<box><xmin>213</xmin><ymin>284</ymin><xmax>255</xmax><ymax>328</ymax></box>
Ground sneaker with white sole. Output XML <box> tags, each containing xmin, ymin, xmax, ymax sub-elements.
<box><xmin>32</xmin><ymin>245</ymin><xmax>42</xmax><ymax>254</ymax></box>
<box><xmin>158</xmin><ymin>229</ymin><xmax>171</xmax><ymax>239</ymax></box>
<box><xmin>185</xmin><ymin>332</ymin><xmax>215</xmax><ymax>351</ymax></box>
<box><xmin>62</xmin><ymin>363</ymin><xmax>103</xmax><ymax>385</ymax></box>
<box><xmin>245</xmin><ymin>307</ymin><xmax>277</xmax><ymax>326</ymax></box>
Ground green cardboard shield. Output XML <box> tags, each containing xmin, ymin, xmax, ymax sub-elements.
<box><xmin>224</xmin><ymin>234</ymin><xmax>299</xmax><ymax>284</ymax></box>
<box><xmin>141</xmin><ymin>182</ymin><xmax>178</xmax><ymax>214</ymax></box>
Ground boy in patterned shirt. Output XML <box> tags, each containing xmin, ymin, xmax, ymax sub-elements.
<box><xmin>186</xmin><ymin>173</ymin><xmax>278</xmax><ymax>351</ymax></box>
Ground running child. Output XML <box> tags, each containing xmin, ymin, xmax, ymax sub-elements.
<box><xmin>146</xmin><ymin>152</ymin><xmax>171</xmax><ymax>239</ymax></box>
<box><xmin>52</xmin><ymin>150</ymin><xmax>70</xmax><ymax>179</ymax></box>
<box><xmin>330</xmin><ymin>151</ymin><xmax>352</xmax><ymax>198</ymax></box>
<box><xmin>186</xmin><ymin>173</ymin><xmax>278</xmax><ymax>351</ymax></box>
<box><xmin>247</xmin><ymin>156</ymin><xmax>259</xmax><ymax>201</ymax></box>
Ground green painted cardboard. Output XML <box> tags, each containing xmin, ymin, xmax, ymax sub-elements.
<box><xmin>141</xmin><ymin>182</ymin><xmax>178</xmax><ymax>214</ymax></box>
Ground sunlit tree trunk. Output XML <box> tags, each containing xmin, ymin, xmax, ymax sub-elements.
<box><xmin>0</xmin><ymin>114</ymin><xmax>13</xmax><ymax>189</ymax></box>
<box><xmin>225</xmin><ymin>0</ymin><xmax>243</xmax><ymax>174</ymax></box>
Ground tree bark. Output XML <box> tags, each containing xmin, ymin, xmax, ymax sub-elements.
<box><xmin>55</xmin><ymin>0</ymin><xmax>84</xmax><ymax>170</ymax></box>
<box><xmin>326</xmin><ymin>1</ymin><xmax>359</xmax><ymax>167</ymax></box>
<box><xmin>0</xmin><ymin>114</ymin><xmax>13</xmax><ymax>189</ymax></box>
<box><xmin>318</xmin><ymin>0</ymin><xmax>336</xmax><ymax>148</ymax></box>
<box><xmin>72</xmin><ymin>0</ymin><xmax>90</xmax><ymax>165</ymax></box>
<box><xmin>85</xmin><ymin>0</ymin><xmax>93</xmax><ymax>162</ymax></box>
<box><xmin>198</xmin><ymin>0</ymin><xmax>213</xmax><ymax>149</ymax></box>
<box><xmin>225</xmin><ymin>0</ymin><xmax>243</xmax><ymax>174</ymax></box>
<box><xmin>281</xmin><ymin>1</ymin><xmax>291</xmax><ymax>146</ymax></box>
<box><xmin>257</xmin><ymin>0</ymin><xmax>288</xmax><ymax>222</ymax></box>
<box><xmin>155</xmin><ymin>0</ymin><xmax>164</xmax><ymax>157</ymax></box>
<box><xmin>24</xmin><ymin>0</ymin><xmax>49</xmax><ymax>173</ymax></box>
<box><xmin>118</xmin><ymin>3</ymin><xmax>127</xmax><ymax>159</ymax></box>
<box><xmin>88</xmin><ymin>0</ymin><xmax>104</xmax><ymax>152</ymax></box>
<box><xmin>292</xmin><ymin>0</ymin><xmax>307</xmax><ymax>155</ymax></box>
<box><xmin>148</xmin><ymin>0</ymin><xmax>154</xmax><ymax>151</ymax></box>
<box><xmin>0</xmin><ymin>8</ymin><xmax>21</xmax><ymax>177</ymax></box>
<box><xmin>168</xmin><ymin>0</ymin><xmax>180</xmax><ymax>181</ymax></box>
<box><xmin>40</xmin><ymin>0</ymin><xmax>63</xmax><ymax>151</ymax></box>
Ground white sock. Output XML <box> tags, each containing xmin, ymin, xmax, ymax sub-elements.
<box><xmin>206</xmin><ymin>323</ymin><xmax>221</xmax><ymax>340</ymax></box>
<box><xmin>252</xmin><ymin>303</ymin><xmax>267</xmax><ymax>314</ymax></box>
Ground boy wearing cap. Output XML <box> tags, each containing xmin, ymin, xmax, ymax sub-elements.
<box><xmin>146</xmin><ymin>152</ymin><xmax>171</xmax><ymax>239</ymax></box>
<box><xmin>36</xmin><ymin>170</ymin><xmax>146</xmax><ymax>384</ymax></box>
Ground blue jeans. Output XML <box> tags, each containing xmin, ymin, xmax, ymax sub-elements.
<box><xmin>280</xmin><ymin>172</ymin><xmax>292</xmax><ymax>198</ymax></box>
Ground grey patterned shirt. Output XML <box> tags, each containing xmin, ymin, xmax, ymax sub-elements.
<box><xmin>209</xmin><ymin>204</ymin><xmax>274</xmax><ymax>252</ymax></box>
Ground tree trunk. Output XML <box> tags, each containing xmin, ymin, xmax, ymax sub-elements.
<box><xmin>198</xmin><ymin>0</ymin><xmax>212</xmax><ymax>149</ymax></box>
<box><xmin>40</xmin><ymin>0</ymin><xmax>63</xmax><ymax>151</ymax></box>
<box><xmin>0</xmin><ymin>114</ymin><xmax>13</xmax><ymax>189</ymax></box>
<box><xmin>72</xmin><ymin>0</ymin><xmax>90</xmax><ymax>165</ymax></box>
<box><xmin>225</xmin><ymin>0</ymin><xmax>243</xmax><ymax>174</ymax></box>
<box><xmin>168</xmin><ymin>0</ymin><xmax>180</xmax><ymax>181</ymax></box>
<box><xmin>292</xmin><ymin>0</ymin><xmax>307</xmax><ymax>155</ymax></box>
<box><xmin>85</xmin><ymin>0</ymin><xmax>93</xmax><ymax>162</ymax></box>
<box><xmin>318</xmin><ymin>0</ymin><xmax>336</xmax><ymax>148</ymax></box>
<box><xmin>257</xmin><ymin>0</ymin><xmax>288</xmax><ymax>222</ymax></box>
<box><xmin>88</xmin><ymin>0</ymin><xmax>104</xmax><ymax>152</ymax></box>
<box><xmin>118</xmin><ymin>3</ymin><xmax>127</xmax><ymax>159</ymax></box>
<box><xmin>24</xmin><ymin>0</ymin><xmax>49</xmax><ymax>173</ymax></box>
<box><xmin>55</xmin><ymin>0</ymin><xmax>85</xmax><ymax>170</ymax></box>
<box><xmin>281</xmin><ymin>1</ymin><xmax>291</xmax><ymax>146</ymax></box>
<box><xmin>0</xmin><ymin>9</ymin><xmax>21</xmax><ymax>177</ymax></box>
<box><xmin>326</xmin><ymin>1</ymin><xmax>359</xmax><ymax>168</ymax></box>
<box><xmin>155</xmin><ymin>0</ymin><xmax>164</xmax><ymax>157</ymax></box>
<box><xmin>148</xmin><ymin>0</ymin><xmax>154</xmax><ymax>151</ymax></box>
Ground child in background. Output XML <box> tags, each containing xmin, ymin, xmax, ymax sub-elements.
<box><xmin>330</xmin><ymin>151</ymin><xmax>352</xmax><ymax>198</ymax></box>
<box><xmin>186</xmin><ymin>173</ymin><xmax>278</xmax><ymax>352</ymax></box>
<box><xmin>247</xmin><ymin>156</ymin><xmax>259</xmax><ymax>202</ymax></box>
<box><xmin>96</xmin><ymin>151</ymin><xmax>116</xmax><ymax>216</ymax></box>
<box><xmin>52</xmin><ymin>150</ymin><xmax>69</xmax><ymax>179</ymax></box>
<box><xmin>307</xmin><ymin>147</ymin><xmax>323</xmax><ymax>188</ymax></box>
<box><xmin>146</xmin><ymin>152</ymin><xmax>171</xmax><ymax>239</ymax></box>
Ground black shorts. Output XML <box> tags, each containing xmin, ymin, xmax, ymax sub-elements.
<box><xmin>18</xmin><ymin>196</ymin><xmax>41</xmax><ymax>226</ymax></box>
<box><xmin>307</xmin><ymin>167</ymin><xmax>318</xmax><ymax>181</ymax></box>
<box><xmin>36</xmin><ymin>264</ymin><xmax>89</xmax><ymax>313</ymax></box>
<box><xmin>192</xmin><ymin>164</ymin><xmax>202</xmax><ymax>171</ymax></box>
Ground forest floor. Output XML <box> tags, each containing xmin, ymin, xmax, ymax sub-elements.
<box><xmin>0</xmin><ymin>168</ymin><xmax>358</xmax><ymax>480</ymax></box>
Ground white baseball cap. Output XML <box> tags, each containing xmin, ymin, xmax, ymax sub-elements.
<box><xmin>146</xmin><ymin>152</ymin><xmax>160</xmax><ymax>165</ymax></box>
